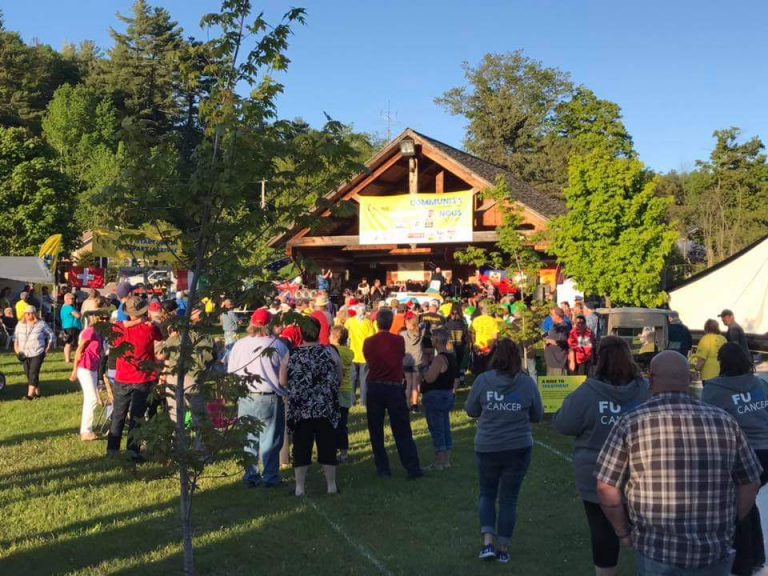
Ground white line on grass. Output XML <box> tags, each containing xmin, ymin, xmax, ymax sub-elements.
<box><xmin>306</xmin><ymin>497</ymin><xmax>394</xmax><ymax>576</ymax></box>
<box><xmin>534</xmin><ymin>440</ymin><xmax>571</xmax><ymax>464</ymax></box>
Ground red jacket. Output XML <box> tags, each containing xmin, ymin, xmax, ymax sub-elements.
<box><xmin>567</xmin><ymin>327</ymin><xmax>595</xmax><ymax>366</ymax></box>
<box><xmin>113</xmin><ymin>321</ymin><xmax>163</xmax><ymax>384</ymax></box>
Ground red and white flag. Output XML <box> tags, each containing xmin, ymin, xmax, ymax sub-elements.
<box><xmin>69</xmin><ymin>267</ymin><xmax>106</xmax><ymax>288</ymax></box>
<box><xmin>175</xmin><ymin>270</ymin><xmax>194</xmax><ymax>292</ymax></box>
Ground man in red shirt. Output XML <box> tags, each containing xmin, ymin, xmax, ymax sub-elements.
<box><xmin>107</xmin><ymin>296</ymin><xmax>163</xmax><ymax>460</ymax></box>
<box><xmin>567</xmin><ymin>314</ymin><xmax>595</xmax><ymax>375</ymax></box>
<box><xmin>363</xmin><ymin>308</ymin><xmax>423</xmax><ymax>479</ymax></box>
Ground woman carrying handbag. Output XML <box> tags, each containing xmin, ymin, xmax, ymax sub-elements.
<box><xmin>14</xmin><ymin>305</ymin><xmax>54</xmax><ymax>400</ymax></box>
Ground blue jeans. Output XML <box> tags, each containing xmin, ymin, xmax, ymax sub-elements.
<box><xmin>476</xmin><ymin>447</ymin><xmax>532</xmax><ymax>546</ymax></box>
<box><xmin>636</xmin><ymin>551</ymin><xmax>734</xmax><ymax>575</ymax></box>
<box><xmin>238</xmin><ymin>394</ymin><xmax>285</xmax><ymax>486</ymax></box>
<box><xmin>422</xmin><ymin>390</ymin><xmax>454</xmax><ymax>451</ymax></box>
<box><xmin>351</xmin><ymin>363</ymin><xmax>368</xmax><ymax>405</ymax></box>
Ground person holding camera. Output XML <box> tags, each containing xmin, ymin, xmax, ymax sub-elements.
<box><xmin>14</xmin><ymin>305</ymin><xmax>54</xmax><ymax>400</ymax></box>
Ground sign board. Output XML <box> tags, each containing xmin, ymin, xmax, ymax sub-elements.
<box><xmin>359</xmin><ymin>191</ymin><xmax>473</xmax><ymax>245</ymax></box>
<box><xmin>91</xmin><ymin>225</ymin><xmax>182</xmax><ymax>265</ymax></box>
<box><xmin>538</xmin><ymin>375</ymin><xmax>586</xmax><ymax>413</ymax></box>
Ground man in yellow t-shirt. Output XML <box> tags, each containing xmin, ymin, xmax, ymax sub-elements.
<box><xmin>15</xmin><ymin>291</ymin><xmax>30</xmax><ymax>321</ymax></box>
<box><xmin>344</xmin><ymin>306</ymin><xmax>377</xmax><ymax>404</ymax></box>
<box><xmin>470</xmin><ymin>303</ymin><xmax>499</xmax><ymax>375</ymax></box>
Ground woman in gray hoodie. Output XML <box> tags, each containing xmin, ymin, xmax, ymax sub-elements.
<box><xmin>553</xmin><ymin>336</ymin><xmax>650</xmax><ymax>576</ymax></box>
<box><xmin>702</xmin><ymin>343</ymin><xmax>768</xmax><ymax>576</ymax></box>
<box><xmin>465</xmin><ymin>339</ymin><xmax>543</xmax><ymax>565</ymax></box>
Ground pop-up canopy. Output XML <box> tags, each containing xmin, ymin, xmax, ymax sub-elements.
<box><xmin>0</xmin><ymin>257</ymin><xmax>54</xmax><ymax>284</ymax></box>
<box><xmin>669</xmin><ymin>234</ymin><xmax>768</xmax><ymax>335</ymax></box>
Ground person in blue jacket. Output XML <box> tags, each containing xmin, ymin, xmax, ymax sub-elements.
<box><xmin>553</xmin><ymin>336</ymin><xmax>650</xmax><ymax>576</ymax></box>
<box><xmin>702</xmin><ymin>343</ymin><xmax>768</xmax><ymax>576</ymax></box>
<box><xmin>465</xmin><ymin>339</ymin><xmax>543</xmax><ymax>565</ymax></box>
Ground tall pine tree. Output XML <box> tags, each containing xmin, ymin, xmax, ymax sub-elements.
<box><xmin>91</xmin><ymin>0</ymin><xmax>184</xmax><ymax>139</ymax></box>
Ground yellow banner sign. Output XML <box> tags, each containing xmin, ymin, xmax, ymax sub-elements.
<box><xmin>538</xmin><ymin>375</ymin><xmax>587</xmax><ymax>413</ymax></box>
<box><xmin>91</xmin><ymin>225</ymin><xmax>182</xmax><ymax>265</ymax></box>
<box><xmin>359</xmin><ymin>191</ymin><xmax>473</xmax><ymax>245</ymax></box>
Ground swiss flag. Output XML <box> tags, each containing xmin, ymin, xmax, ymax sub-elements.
<box><xmin>175</xmin><ymin>270</ymin><xmax>194</xmax><ymax>291</ymax></box>
<box><xmin>69</xmin><ymin>267</ymin><xmax>106</xmax><ymax>288</ymax></box>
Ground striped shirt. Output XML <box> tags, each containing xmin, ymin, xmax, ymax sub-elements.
<box><xmin>14</xmin><ymin>320</ymin><xmax>54</xmax><ymax>357</ymax></box>
<box><xmin>596</xmin><ymin>392</ymin><xmax>762</xmax><ymax>569</ymax></box>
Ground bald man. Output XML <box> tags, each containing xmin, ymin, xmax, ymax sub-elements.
<box><xmin>595</xmin><ymin>351</ymin><xmax>762</xmax><ymax>575</ymax></box>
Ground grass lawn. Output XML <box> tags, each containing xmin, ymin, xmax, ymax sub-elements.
<box><xmin>0</xmin><ymin>350</ymin><xmax>637</xmax><ymax>575</ymax></box>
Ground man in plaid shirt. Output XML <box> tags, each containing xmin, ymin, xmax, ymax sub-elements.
<box><xmin>595</xmin><ymin>351</ymin><xmax>762</xmax><ymax>575</ymax></box>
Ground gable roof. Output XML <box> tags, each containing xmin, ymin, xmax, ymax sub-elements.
<box><xmin>411</xmin><ymin>130</ymin><xmax>566</xmax><ymax>218</ymax></box>
<box><xmin>270</xmin><ymin>128</ymin><xmax>565</xmax><ymax>247</ymax></box>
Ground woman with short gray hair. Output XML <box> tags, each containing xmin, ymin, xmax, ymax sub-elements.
<box><xmin>14</xmin><ymin>305</ymin><xmax>54</xmax><ymax>400</ymax></box>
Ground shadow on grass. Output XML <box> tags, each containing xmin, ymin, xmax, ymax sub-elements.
<box><xmin>0</xmin><ymin>385</ymin><xmax>606</xmax><ymax>576</ymax></box>
<box><xmin>0</xmin><ymin>480</ymin><xmax>301</xmax><ymax>575</ymax></box>
<box><xmin>0</xmin><ymin>427</ymin><xmax>76</xmax><ymax>448</ymax></box>
<box><xmin>1</xmin><ymin>375</ymin><xmax>80</xmax><ymax>401</ymax></box>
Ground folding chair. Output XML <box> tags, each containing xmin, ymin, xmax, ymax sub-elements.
<box><xmin>94</xmin><ymin>373</ymin><xmax>115</xmax><ymax>435</ymax></box>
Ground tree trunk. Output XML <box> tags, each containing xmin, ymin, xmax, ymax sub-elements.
<box><xmin>180</xmin><ymin>466</ymin><xmax>195</xmax><ymax>576</ymax></box>
<box><xmin>173</xmin><ymin>230</ymin><xmax>207</xmax><ymax>575</ymax></box>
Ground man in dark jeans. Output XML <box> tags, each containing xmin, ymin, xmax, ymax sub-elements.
<box><xmin>363</xmin><ymin>308</ymin><xmax>423</xmax><ymax>479</ymax></box>
<box><xmin>107</xmin><ymin>296</ymin><xmax>163</xmax><ymax>461</ymax></box>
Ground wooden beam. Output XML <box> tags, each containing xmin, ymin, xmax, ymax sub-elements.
<box><xmin>339</xmin><ymin>152</ymin><xmax>405</xmax><ymax>204</ymax></box>
<box><xmin>408</xmin><ymin>157</ymin><xmax>418</xmax><ymax>194</ymax></box>
<box><xmin>390</xmin><ymin>248</ymin><xmax>432</xmax><ymax>255</ymax></box>
<box><xmin>288</xmin><ymin>230</ymin><xmax>542</xmax><ymax>248</ymax></box>
<box><xmin>343</xmin><ymin>244</ymin><xmax>398</xmax><ymax>252</ymax></box>
<box><xmin>435</xmin><ymin>170</ymin><xmax>445</xmax><ymax>194</ymax></box>
<box><xmin>288</xmin><ymin>235</ymin><xmax>359</xmax><ymax>247</ymax></box>
<box><xmin>419</xmin><ymin>146</ymin><xmax>488</xmax><ymax>190</ymax></box>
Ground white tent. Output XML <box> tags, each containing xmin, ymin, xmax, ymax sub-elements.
<box><xmin>0</xmin><ymin>257</ymin><xmax>54</xmax><ymax>286</ymax></box>
<box><xmin>669</xmin><ymin>235</ymin><xmax>768</xmax><ymax>335</ymax></box>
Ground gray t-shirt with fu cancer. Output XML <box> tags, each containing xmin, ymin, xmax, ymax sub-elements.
<box><xmin>465</xmin><ymin>370</ymin><xmax>544</xmax><ymax>452</ymax></box>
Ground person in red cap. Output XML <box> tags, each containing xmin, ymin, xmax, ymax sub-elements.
<box><xmin>228</xmin><ymin>307</ymin><xmax>289</xmax><ymax>488</ymax></box>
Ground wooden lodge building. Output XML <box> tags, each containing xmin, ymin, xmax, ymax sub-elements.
<box><xmin>272</xmin><ymin>129</ymin><xmax>565</xmax><ymax>286</ymax></box>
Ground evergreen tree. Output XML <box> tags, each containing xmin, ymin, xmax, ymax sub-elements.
<box><xmin>0</xmin><ymin>29</ymin><xmax>80</xmax><ymax>133</ymax></box>
<box><xmin>694</xmin><ymin>128</ymin><xmax>768</xmax><ymax>265</ymax></box>
<box><xmin>92</xmin><ymin>0</ymin><xmax>184</xmax><ymax>139</ymax></box>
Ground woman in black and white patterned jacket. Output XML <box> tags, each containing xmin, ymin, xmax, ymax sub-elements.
<box><xmin>280</xmin><ymin>316</ymin><xmax>342</xmax><ymax>496</ymax></box>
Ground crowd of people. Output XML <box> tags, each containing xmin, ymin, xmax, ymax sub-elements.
<box><xmin>2</xmin><ymin>273</ymin><xmax>767</xmax><ymax>575</ymax></box>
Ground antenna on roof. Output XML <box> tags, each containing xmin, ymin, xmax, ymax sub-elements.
<box><xmin>380</xmin><ymin>100</ymin><xmax>399</xmax><ymax>141</ymax></box>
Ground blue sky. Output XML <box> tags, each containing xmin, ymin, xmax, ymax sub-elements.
<box><xmin>4</xmin><ymin>0</ymin><xmax>767</xmax><ymax>173</ymax></box>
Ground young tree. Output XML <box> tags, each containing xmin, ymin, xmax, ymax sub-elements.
<box><xmin>455</xmin><ymin>176</ymin><xmax>548</xmax><ymax>350</ymax></box>
<box><xmin>93</xmin><ymin>2</ymin><xmax>363</xmax><ymax>574</ymax></box>
<box><xmin>550</xmin><ymin>148</ymin><xmax>678</xmax><ymax>307</ymax></box>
